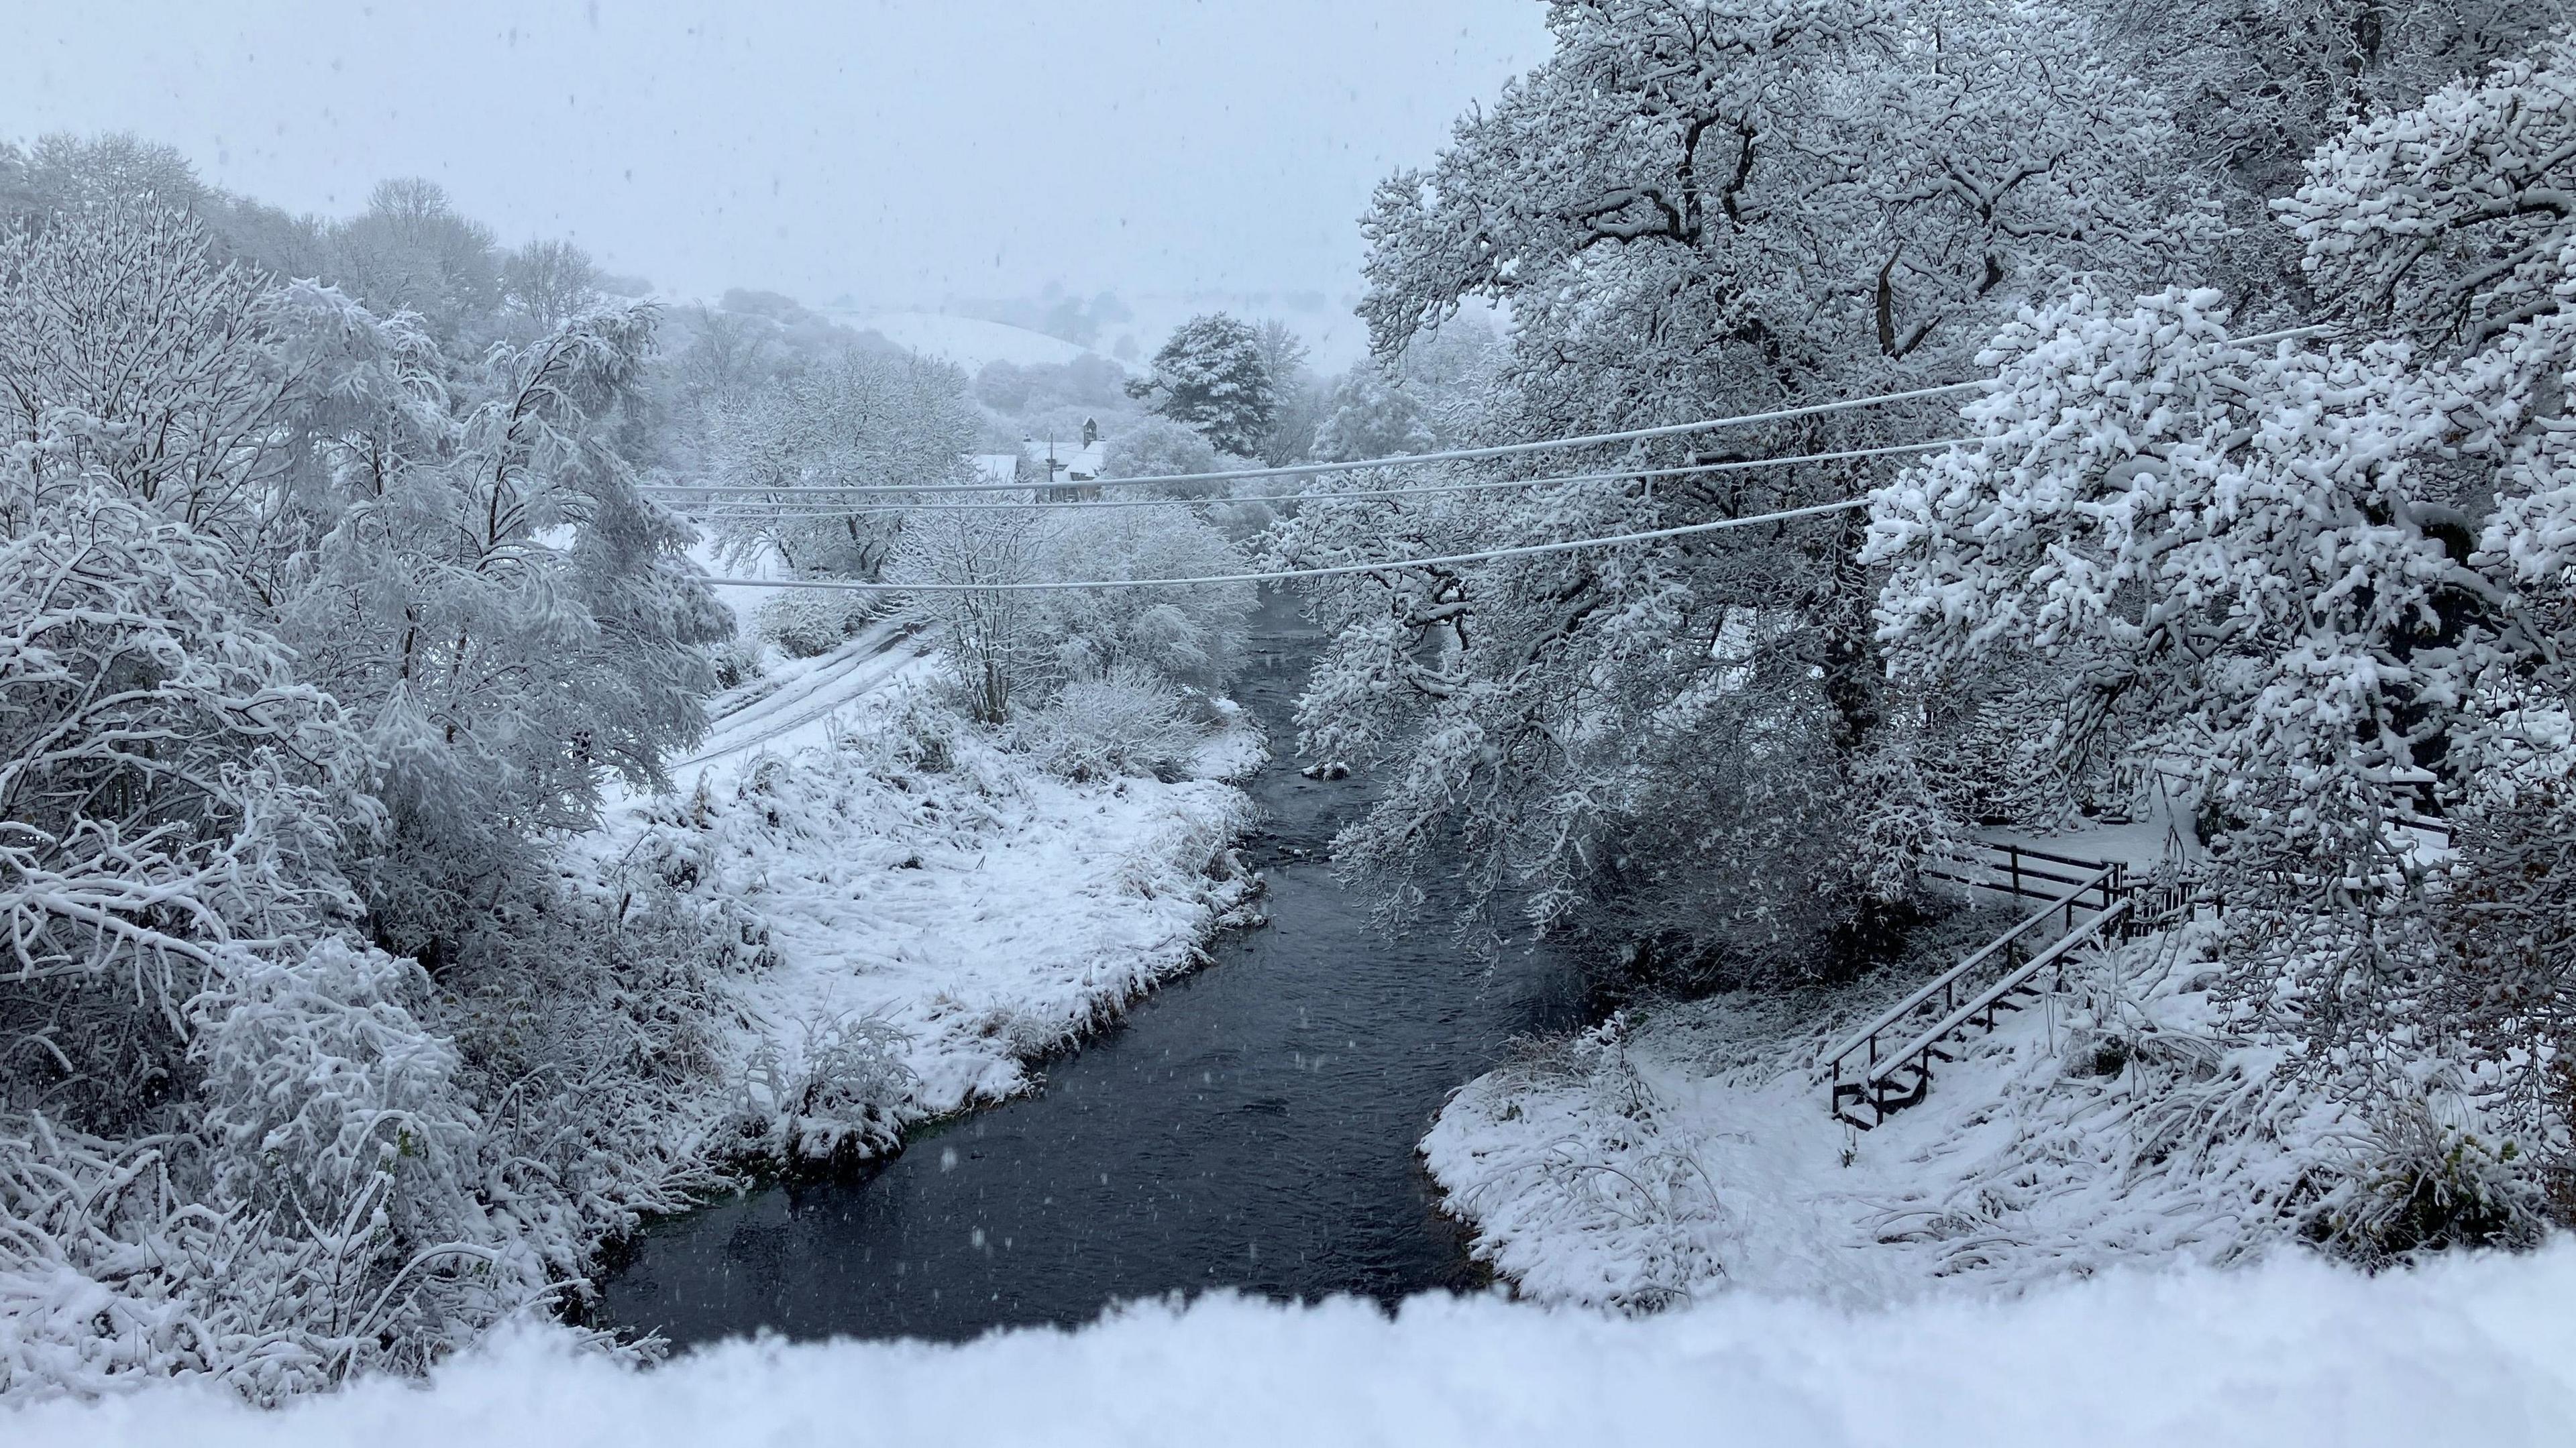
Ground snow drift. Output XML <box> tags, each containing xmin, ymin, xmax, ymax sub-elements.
<box><xmin>9</xmin><ymin>1241</ymin><xmax>2571</xmax><ymax>1447</ymax></box>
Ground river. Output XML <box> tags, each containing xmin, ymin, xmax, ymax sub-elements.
<box><xmin>600</xmin><ymin>592</ymin><xmax>1586</xmax><ymax>1344</ymax></box>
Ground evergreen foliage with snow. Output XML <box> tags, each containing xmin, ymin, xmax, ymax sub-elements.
<box><xmin>1123</xmin><ymin>314</ymin><xmax>1279</xmax><ymax>458</ymax></box>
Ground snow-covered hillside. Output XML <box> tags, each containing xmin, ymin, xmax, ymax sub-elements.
<box><xmin>861</xmin><ymin>311</ymin><xmax>1105</xmax><ymax>370</ymax></box>
<box><xmin>14</xmin><ymin>1243</ymin><xmax>2569</xmax><ymax>1445</ymax></box>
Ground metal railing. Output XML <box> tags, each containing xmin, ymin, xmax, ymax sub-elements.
<box><xmin>1826</xmin><ymin>860</ymin><xmax>2115</xmax><ymax>1125</ymax></box>
<box><xmin>1847</xmin><ymin>897</ymin><xmax>2134</xmax><ymax>1123</ymax></box>
<box><xmin>1921</xmin><ymin>840</ymin><xmax>2126</xmax><ymax>913</ymax></box>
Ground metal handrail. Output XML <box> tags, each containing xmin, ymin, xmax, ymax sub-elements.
<box><xmin>1824</xmin><ymin>863</ymin><xmax>2115</xmax><ymax>1080</ymax></box>
<box><xmin>1864</xmin><ymin>897</ymin><xmax>2134</xmax><ymax>1091</ymax></box>
<box><xmin>1981</xmin><ymin>840</ymin><xmax>2123</xmax><ymax>873</ymax></box>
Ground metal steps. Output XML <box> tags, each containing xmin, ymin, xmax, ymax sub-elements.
<box><xmin>1827</xmin><ymin>843</ymin><xmax>2139</xmax><ymax>1129</ymax></box>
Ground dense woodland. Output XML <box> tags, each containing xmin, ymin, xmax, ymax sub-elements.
<box><xmin>5</xmin><ymin>0</ymin><xmax>2576</xmax><ymax>1404</ymax></box>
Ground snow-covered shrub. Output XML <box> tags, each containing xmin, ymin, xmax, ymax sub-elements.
<box><xmin>708</xmin><ymin>635</ymin><xmax>766</xmax><ymax>690</ymax></box>
<box><xmin>188</xmin><ymin>936</ymin><xmax>560</xmax><ymax>1384</ymax></box>
<box><xmin>2317</xmin><ymin>1103</ymin><xmax>2551</xmax><ymax>1266</ymax></box>
<box><xmin>0</xmin><ymin>479</ymin><xmax>371</xmax><ymax>1129</ymax></box>
<box><xmin>728</xmin><ymin>1014</ymin><xmax>914</xmax><ymax>1168</ymax></box>
<box><xmin>1032</xmin><ymin>508</ymin><xmax>1254</xmax><ymax>696</ymax></box>
<box><xmin>1423</xmin><ymin>1017</ymin><xmax>1730</xmax><ymax>1310</ymax></box>
<box><xmin>1101</xmin><ymin>414</ymin><xmax>1222</xmax><ymax>492</ymax></box>
<box><xmin>755</xmin><ymin>589</ymin><xmax>873</xmax><ymax>659</ymax></box>
<box><xmin>1017</xmin><ymin>666</ymin><xmax>1210</xmax><ymax>782</ymax></box>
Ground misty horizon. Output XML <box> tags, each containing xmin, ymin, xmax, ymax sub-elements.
<box><xmin>10</xmin><ymin>1</ymin><xmax>1548</xmax><ymax>341</ymax></box>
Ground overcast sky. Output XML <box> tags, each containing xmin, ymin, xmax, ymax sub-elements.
<box><xmin>9</xmin><ymin>1</ymin><xmax>1549</xmax><ymax>313</ymax></box>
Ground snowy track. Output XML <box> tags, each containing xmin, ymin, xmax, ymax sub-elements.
<box><xmin>678</xmin><ymin>622</ymin><xmax>929</xmax><ymax>769</ymax></box>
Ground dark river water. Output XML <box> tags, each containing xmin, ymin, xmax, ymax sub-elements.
<box><xmin>599</xmin><ymin>592</ymin><xmax>1586</xmax><ymax>1344</ymax></box>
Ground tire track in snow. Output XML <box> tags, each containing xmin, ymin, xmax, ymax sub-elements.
<box><xmin>704</xmin><ymin>622</ymin><xmax>906</xmax><ymax>732</ymax></box>
<box><xmin>682</xmin><ymin>628</ymin><xmax>930</xmax><ymax>769</ymax></box>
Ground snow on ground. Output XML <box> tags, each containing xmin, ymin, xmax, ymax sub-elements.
<box><xmin>14</xmin><ymin>1242</ymin><xmax>2571</xmax><ymax>1446</ymax></box>
<box><xmin>1421</xmin><ymin>895</ymin><xmax>2385</xmax><ymax>1309</ymax></box>
<box><xmin>676</xmin><ymin>620</ymin><xmax>938</xmax><ymax>773</ymax></box>
<box><xmin>861</xmin><ymin>311</ymin><xmax>1103</xmax><ymax>370</ymax></box>
<box><xmin>583</xmin><ymin>638</ymin><xmax>1266</xmax><ymax>1164</ymax></box>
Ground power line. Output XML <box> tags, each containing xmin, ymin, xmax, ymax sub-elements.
<box><xmin>645</xmin><ymin>382</ymin><xmax>1987</xmax><ymax>499</ymax></box>
<box><xmin>681</xmin><ymin>323</ymin><xmax>2339</xmax><ymax>591</ymax></box>
<box><xmin>672</xmin><ymin>439</ymin><xmax>1969</xmax><ymax>517</ymax></box>
<box><xmin>696</xmin><ymin>496</ymin><xmax>1869</xmax><ymax>594</ymax></box>
<box><xmin>645</xmin><ymin>324</ymin><xmax>2330</xmax><ymax>502</ymax></box>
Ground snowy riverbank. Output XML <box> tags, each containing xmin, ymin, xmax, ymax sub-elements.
<box><xmin>577</xmin><ymin>677</ymin><xmax>1265</xmax><ymax>1177</ymax></box>
<box><xmin>1419</xmin><ymin>903</ymin><xmax>2453</xmax><ymax>1308</ymax></box>
<box><xmin>15</xmin><ymin>1241</ymin><xmax>2571</xmax><ymax>1446</ymax></box>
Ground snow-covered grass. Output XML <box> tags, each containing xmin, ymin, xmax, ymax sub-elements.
<box><xmin>1421</xmin><ymin>896</ymin><xmax>2483</xmax><ymax>1308</ymax></box>
<box><xmin>580</xmin><ymin>683</ymin><xmax>1264</xmax><ymax>1172</ymax></box>
<box><xmin>13</xmin><ymin>1241</ymin><xmax>2572</xmax><ymax>1446</ymax></box>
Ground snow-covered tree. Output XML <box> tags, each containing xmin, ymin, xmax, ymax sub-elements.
<box><xmin>501</xmin><ymin>237</ymin><xmax>604</xmax><ymax>329</ymax></box>
<box><xmin>1124</xmin><ymin>313</ymin><xmax>1277</xmax><ymax>457</ymax></box>
<box><xmin>1870</xmin><ymin>38</ymin><xmax>2576</xmax><ymax>1203</ymax></box>
<box><xmin>286</xmin><ymin>300</ymin><xmax>731</xmax><ymax>959</ymax></box>
<box><xmin>1867</xmin><ymin>288</ymin><xmax>2467</xmax><ymax>860</ymax></box>
<box><xmin>1311</xmin><ymin>369</ymin><xmax>1436</xmax><ymax>462</ymax></box>
<box><xmin>323</xmin><ymin>179</ymin><xmax>503</xmax><ymax>343</ymax></box>
<box><xmin>892</xmin><ymin>506</ymin><xmax>1049</xmax><ymax>724</ymax></box>
<box><xmin>1252</xmin><ymin>319</ymin><xmax>1324</xmax><ymax>465</ymax></box>
<box><xmin>0</xmin><ymin>170</ymin><xmax>751</xmax><ymax>1400</ymax></box>
<box><xmin>708</xmin><ymin>348</ymin><xmax>982</xmax><ymax>583</ymax></box>
<box><xmin>1289</xmin><ymin>0</ymin><xmax>2216</xmax><ymax>964</ymax></box>
<box><xmin>0</xmin><ymin>204</ymin><xmax>308</xmax><ymax>554</ymax></box>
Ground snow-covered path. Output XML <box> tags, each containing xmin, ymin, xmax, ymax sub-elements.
<box><xmin>677</xmin><ymin>620</ymin><xmax>936</xmax><ymax>771</ymax></box>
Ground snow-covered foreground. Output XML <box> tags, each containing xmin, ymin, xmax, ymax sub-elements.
<box><xmin>14</xmin><ymin>1243</ymin><xmax>2571</xmax><ymax>1446</ymax></box>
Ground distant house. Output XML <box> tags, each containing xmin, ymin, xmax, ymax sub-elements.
<box><xmin>1024</xmin><ymin>433</ymin><xmax>1108</xmax><ymax>500</ymax></box>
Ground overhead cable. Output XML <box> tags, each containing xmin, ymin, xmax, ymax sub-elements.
<box><xmin>696</xmin><ymin>497</ymin><xmax>1869</xmax><ymax>594</ymax></box>
<box><xmin>645</xmin><ymin>323</ymin><xmax>2331</xmax><ymax>502</ymax></box>
<box><xmin>672</xmin><ymin>438</ymin><xmax>1968</xmax><ymax>516</ymax></box>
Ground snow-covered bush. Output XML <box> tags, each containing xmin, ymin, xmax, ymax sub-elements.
<box><xmin>1100</xmin><ymin>415</ymin><xmax>1223</xmax><ymax>491</ymax></box>
<box><xmin>727</xmin><ymin>1014</ymin><xmax>914</xmax><ymax>1167</ymax></box>
<box><xmin>708</xmin><ymin>634</ymin><xmax>765</xmax><ymax>690</ymax></box>
<box><xmin>1032</xmin><ymin>508</ymin><xmax>1254</xmax><ymax>695</ymax></box>
<box><xmin>1017</xmin><ymin>666</ymin><xmax>1210</xmax><ymax>783</ymax></box>
<box><xmin>755</xmin><ymin>589</ymin><xmax>874</xmax><ymax>659</ymax></box>
<box><xmin>0</xmin><ymin>478</ymin><xmax>370</xmax><ymax>1127</ymax></box>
